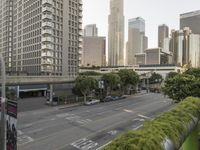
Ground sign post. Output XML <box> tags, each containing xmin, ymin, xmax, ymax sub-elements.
<box><xmin>0</xmin><ymin>53</ymin><xmax>6</xmax><ymax>150</ymax></box>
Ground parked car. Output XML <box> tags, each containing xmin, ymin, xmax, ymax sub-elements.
<box><xmin>102</xmin><ymin>96</ymin><xmax>115</xmax><ymax>102</ymax></box>
<box><xmin>85</xmin><ymin>99</ymin><xmax>100</xmax><ymax>105</ymax></box>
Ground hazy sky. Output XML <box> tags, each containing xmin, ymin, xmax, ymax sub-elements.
<box><xmin>83</xmin><ymin>0</ymin><xmax>200</xmax><ymax>48</ymax></box>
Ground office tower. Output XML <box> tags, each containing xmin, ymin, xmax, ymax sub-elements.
<box><xmin>127</xmin><ymin>17</ymin><xmax>148</xmax><ymax>65</ymax></box>
<box><xmin>84</xmin><ymin>24</ymin><xmax>98</xmax><ymax>37</ymax></box>
<box><xmin>189</xmin><ymin>34</ymin><xmax>200</xmax><ymax>67</ymax></box>
<box><xmin>158</xmin><ymin>24</ymin><xmax>169</xmax><ymax>48</ymax></box>
<box><xmin>171</xmin><ymin>27</ymin><xmax>200</xmax><ymax>67</ymax></box>
<box><xmin>180</xmin><ymin>10</ymin><xmax>200</xmax><ymax>34</ymax></box>
<box><xmin>82</xmin><ymin>36</ymin><xmax>106</xmax><ymax>67</ymax></box>
<box><xmin>108</xmin><ymin>0</ymin><xmax>124</xmax><ymax>66</ymax></box>
<box><xmin>0</xmin><ymin>0</ymin><xmax>82</xmax><ymax>77</ymax></box>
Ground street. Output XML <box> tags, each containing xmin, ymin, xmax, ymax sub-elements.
<box><xmin>17</xmin><ymin>93</ymin><xmax>174</xmax><ymax>150</ymax></box>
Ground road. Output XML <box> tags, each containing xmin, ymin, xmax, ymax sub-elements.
<box><xmin>17</xmin><ymin>93</ymin><xmax>174</xmax><ymax>150</ymax></box>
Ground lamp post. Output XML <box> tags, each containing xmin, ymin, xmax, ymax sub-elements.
<box><xmin>0</xmin><ymin>53</ymin><xmax>6</xmax><ymax>150</ymax></box>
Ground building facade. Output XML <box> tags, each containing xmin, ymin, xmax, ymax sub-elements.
<box><xmin>108</xmin><ymin>0</ymin><xmax>124</xmax><ymax>66</ymax></box>
<box><xmin>0</xmin><ymin>0</ymin><xmax>82</xmax><ymax>77</ymax></box>
<box><xmin>126</xmin><ymin>17</ymin><xmax>148</xmax><ymax>66</ymax></box>
<box><xmin>180</xmin><ymin>10</ymin><xmax>200</xmax><ymax>34</ymax></box>
<box><xmin>82</xmin><ymin>36</ymin><xmax>106</xmax><ymax>67</ymax></box>
<box><xmin>158</xmin><ymin>24</ymin><xmax>169</xmax><ymax>48</ymax></box>
<box><xmin>171</xmin><ymin>27</ymin><xmax>200</xmax><ymax>67</ymax></box>
<box><xmin>84</xmin><ymin>24</ymin><xmax>98</xmax><ymax>37</ymax></box>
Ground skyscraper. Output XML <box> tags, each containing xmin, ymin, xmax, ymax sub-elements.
<box><xmin>180</xmin><ymin>10</ymin><xmax>200</xmax><ymax>34</ymax></box>
<box><xmin>158</xmin><ymin>24</ymin><xmax>169</xmax><ymax>48</ymax></box>
<box><xmin>126</xmin><ymin>17</ymin><xmax>148</xmax><ymax>65</ymax></box>
<box><xmin>82</xmin><ymin>25</ymin><xmax>106</xmax><ymax>67</ymax></box>
<box><xmin>171</xmin><ymin>27</ymin><xmax>200</xmax><ymax>67</ymax></box>
<box><xmin>108</xmin><ymin>0</ymin><xmax>124</xmax><ymax>66</ymax></box>
<box><xmin>84</xmin><ymin>24</ymin><xmax>98</xmax><ymax>37</ymax></box>
<box><xmin>0</xmin><ymin>0</ymin><xmax>82</xmax><ymax>77</ymax></box>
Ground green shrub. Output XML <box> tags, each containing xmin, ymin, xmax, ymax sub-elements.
<box><xmin>103</xmin><ymin>97</ymin><xmax>200</xmax><ymax>150</ymax></box>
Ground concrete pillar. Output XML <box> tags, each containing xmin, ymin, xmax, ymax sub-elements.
<box><xmin>49</xmin><ymin>84</ymin><xmax>53</xmax><ymax>104</ymax></box>
<box><xmin>16</xmin><ymin>86</ymin><xmax>20</xmax><ymax>99</ymax></box>
<box><xmin>182</xmin><ymin>125</ymin><xmax>199</xmax><ymax>150</ymax></box>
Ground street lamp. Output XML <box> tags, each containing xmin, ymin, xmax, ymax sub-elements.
<box><xmin>0</xmin><ymin>53</ymin><xmax>6</xmax><ymax>150</ymax></box>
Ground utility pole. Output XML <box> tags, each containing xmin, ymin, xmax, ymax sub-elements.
<box><xmin>0</xmin><ymin>53</ymin><xmax>6</xmax><ymax>150</ymax></box>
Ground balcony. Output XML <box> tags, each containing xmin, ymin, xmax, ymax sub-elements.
<box><xmin>41</xmin><ymin>44</ymin><xmax>53</xmax><ymax>50</ymax></box>
<box><xmin>42</xmin><ymin>29</ymin><xmax>53</xmax><ymax>35</ymax></box>
<box><xmin>41</xmin><ymin>58</ymin><xmax>53</xmax><ymax>65</ymax></box>
<box><xmin>41</xmin><ymin>51</ymin><xmax>53</xmax><ymax>57</ymax></box>
<box><xmin>42</xmin><ymin>22</ymin><xmax>53</xmax><ymax>28</ymax></box>
<box><xmin>42</xmin><ymin>14</ymin><xmax>53</xmax><ymax>20</ymax></box>
<box><xmin>41</xmin><ymin>66</ymin><xmax>53</xmax><ymax>72</ymax></box>
<box><xmin>42</xmin><ymin>7</ymin><xmax>53</xmax><ymax>13</ymax></box>
<box><xmin>42</xmin><ymin>37</ymin><xmax>53</xmax><ymax>43</ymax></box>
<box><xmin>42</xmin><ymin>0</ymin><xmax>53</xmax><ymax>5</ymax></box>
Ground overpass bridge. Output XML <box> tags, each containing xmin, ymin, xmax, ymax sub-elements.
<box><xmin>0</xmin><ymin>76</ymin><xmax>76</xmax><ymax>85</ymax></box>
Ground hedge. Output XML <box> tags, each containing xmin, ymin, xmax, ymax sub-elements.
<box><xmin>103</xmin><ymin>97</ymin><xmax>200</xmax><ymax>150</ymax></box>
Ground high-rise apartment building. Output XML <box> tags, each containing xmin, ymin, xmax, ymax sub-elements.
<box><xmin>158</xmin><ymin>24</ymin><xmax>169</xmax><ymax>48</ymax></box>
<box><xmin>126</xmin><ymin>17</ymin><xmax>148</xmax><ymax>65</ymax></box>
<box><xmin>180</xmin><ymin>10</ymin><xmax>200</xmax><ymax>34</ymax></box>
<box><xmin>171</xmin><ymin>27</ymin><xmax>200</xmax><ymax>67</ymax></box>
<box><xmin>0</xmin><ymin>0</ymin><xmax>82</xmax><ymax>77</ymax></box>
<box><xmin>108</xmin><ymin>0</ymin><xmax>124</xmax><ymax>66</ymax></box>
<box><xmin>84</xmin><ymin>24</ymin><xmax>98</xmax><ymax>37</ymax></box>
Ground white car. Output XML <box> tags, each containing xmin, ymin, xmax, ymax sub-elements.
<box><xmin>85</xmin><ymin>99</ymin><xmax>100</xmax><ymax>105</ymax></box>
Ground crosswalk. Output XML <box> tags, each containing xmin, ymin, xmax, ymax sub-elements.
<box><xmin>56</xmin><ymin>113</ymin><xmax>92</xmax><ymax>125</ymax></box>
<box><xmin>17</xmin><ymin>130</ymin><xmax>34</xmax><ymax>146</ymax></box>
<box><xmin>71</xmin><ymin>138</ymin><xmax>98</xmax><ymax>150</ymax></box>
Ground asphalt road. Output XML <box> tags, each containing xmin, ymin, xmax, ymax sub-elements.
<box><xmin>17</xmin><ymin>93</ymin><xmax>174</xmax><ymax>150</ymax></box>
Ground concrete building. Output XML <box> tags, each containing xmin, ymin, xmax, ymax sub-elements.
<box><xmin>108</xmin><ymin>0</ymin><xmax>124</xmax><ymax>66</ymax></box>
<box><xmin>127</xmin><ymin>17</ymin><xmax>148</xmax><ymax>66</ymax></box>
<box><xmin>189</xmin><ymin>34</ymin><xmax>200</xmax><ymax>68</ymax></box>
<box><xmin>180</xmin><ymin>10</ymin><xmax>200</xmax><ymax>34</ymax></box>
<box><xmin>145</xmin><ymin>48</ymin><xmax>170</xmax><ymax>65</ymax></box>
<box><xmin>0</xmin><ymin>0</ymin><xmax>83</xmax><ymax>77</ymax></box>
<box><xmin>170</xmin><ymin>27</ymin><xmax>200</xmax><ymax>67</ymax></box>
<box><xmin>135</xmin><ymin>48</ymin><xmax>172</xmax><ymax>66</ymax></box>
<box><xmin>82</xmin><ymin>36</ymin><xmax>106</xmax><ymax>67</ymax></box>
<box><xmin>84</xmin><ymin>24</ymin><xmax>98</xmax><ymax>37</ymax></box>
<box><xmin>135</xmin><ymin>53</ymin><xmax>146</xmax><ymax>65</ymax></box>
<box><xmin>158</xmin><ymin>24</ymin><xmax>169</xmax><ymax>48</ymax></box>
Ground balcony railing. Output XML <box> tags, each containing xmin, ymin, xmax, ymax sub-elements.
<box><xmin>42</xmin><ymin>29</ymin><xmax>53</xmax><ymax>35</ymax></box>
<box><xmin>42</xmin><ymin>37</ymin><xmax>53</xmax><ymax>43</ymax></box>
<box><xmin>42</xmin><ymin>22</ymin><xmax>53</xmax><ymax>28</ymax></box>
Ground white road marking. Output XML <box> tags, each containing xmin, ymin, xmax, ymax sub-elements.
<box><xmin>65</xmin><ymin>114</ymin><xmax>92</xmax><ymax>125</ymax></box>
<box><xmin>133</xmin><ymin>124</ymin><xmax>143</xmax><ymax>130</ymax></box>
<box><xmin>107</xmin><ymin>130</ymin><xmax>118</xmax><ymax>136</ymax></box>
<box><xmin>133</xmin><ymin>118</ymin><xmax>145</xmax><ymax>122</ymax></box>
<box><xmin>124</xmin><ymin>109</ymin><xmax>133</xmax><ymax>113</ymax></box>
<box><xmin>71</xmin><ymin>138</ymin><xmax>98</xmax><ymax>150</ymax></box>
<box><xmin>56</xmin><ymin>113</ymin><xmax>72</xmax><ymax>118</ymax></box>
<box><xmin>27</xmin><ymin>128</ymin><xmax>43</xmax><ymax>134</ymax></box>
<box><xmin>138</xmin><ymin>114</ymin><xmax>151</xmax><ymax>119</ymax></box>
<box><xmin>17</xmin><ymin>130</ymin><xmax>34</xmax><ymax>146</ymax></box>
<box><xmin>96</xmin><ymin>141</ymin><xmax>112</xmax><ymax>150</ymax></box>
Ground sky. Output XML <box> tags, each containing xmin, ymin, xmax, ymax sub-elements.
<box><xmin>83</xmin><ymin>0</ymin><xmax>200</xmax><ymax>48</ymax></box>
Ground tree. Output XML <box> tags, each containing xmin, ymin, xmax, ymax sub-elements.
<box><xmin>184</xmin><ymin>68</ymin><xmax>200</xmax><ymax>78</ymax></box>
<box><xmin>118</xmin><ymin>69</ymin><xmax>139</xmax><ymax>94</ymax></box>
<box><xmin>162</xmin><ymin>74</ymin><xmax>195</xmax><ymax>102</ymax></box>
<box><xmin>74</xmin><ymin>76</ymin><xmax>97</xmax><ymax>103</ymax></box>
<box><xmin>102</xmin><ymin>73</ymin><xmax>121</xmax><ymax>95</ymax></box>
<box><xmin>166</xmin><ymin>72</ymin><xmax>179</xmax><ymax>79</ymax></box>
<box><xmin>149</xmin><ymin>72</ymin><xmax>163</xmax><ymax>84</ymax></box>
